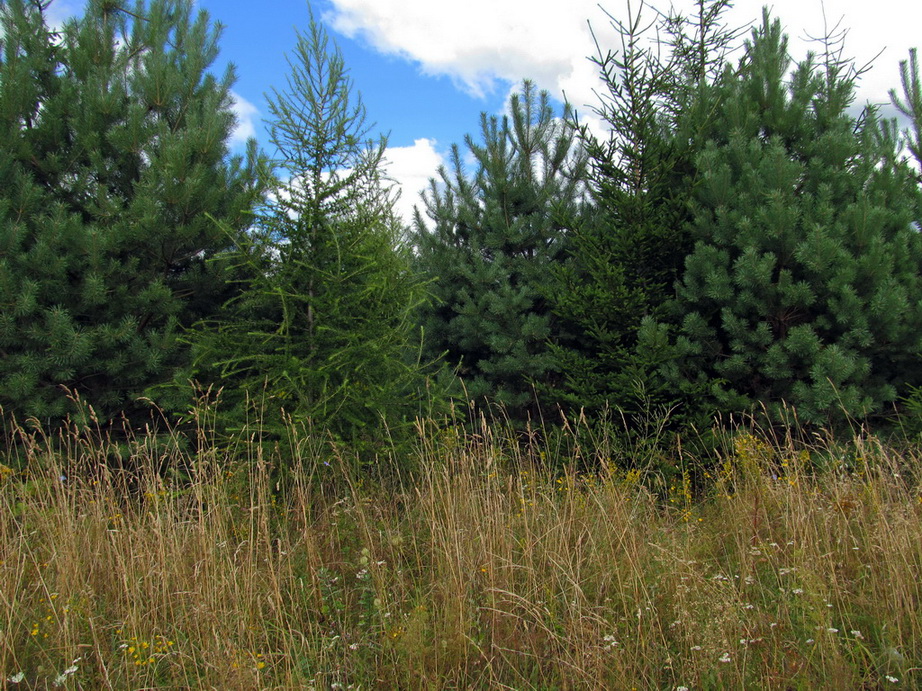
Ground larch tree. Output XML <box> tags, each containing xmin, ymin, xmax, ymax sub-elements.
<box><xmin>188</xmin><ymin>11</ymin><xmax>429</xmax><ymax>444</ymax></box>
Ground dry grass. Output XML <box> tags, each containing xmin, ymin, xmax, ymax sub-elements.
<box><xmin>1</xmin><ymin>412</ymin><xmax>921</xmax><ymax>689</ymax></box>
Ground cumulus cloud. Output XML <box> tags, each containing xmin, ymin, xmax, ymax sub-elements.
<box><xmin>228</xmin><ymin>90</ymin><xmax>259</xmax><ymax>149</ymax></box>
<box><xmin>325</xmin><ymin>0</ymin><xmax>619</xmax><ymax>108</ymax></box>
<box><xmin>324</xmin><ymin>0</ymin><xmax>918</xmax><ymax>122</ymax></box>
<box><xmin>383</xmin><ymin>138</ymin><xmax>445</xmax><ymax>225</ymax></box>
<box><xmin>320</xmin><ymin>0</ymin><xmax>922</xmax><ymax>219</ymax></box>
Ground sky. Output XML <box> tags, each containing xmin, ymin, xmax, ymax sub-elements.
<box><xmin>44</xmin><ymin>0</ymin><xmax>922</xmax><ymax>223</ymax></box>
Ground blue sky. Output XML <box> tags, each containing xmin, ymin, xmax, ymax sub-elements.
<box><xmin>45</xmin><ymin>0</ymin><xmax>922</xmax><ymax>222</ymax></box>
<box><xmin>198</xmin><ymin>0</ymin><xmax>501</xmax><ymax>151</ymax></box>
<box><xmin>194</xmin><ymin>0</ymin><xmax>529</xmax><ymax>222</ymax></box>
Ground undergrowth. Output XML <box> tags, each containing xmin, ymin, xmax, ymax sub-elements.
<box><xmin>1</xmin><ymin>408</ymin><xmax>920</xmax><ymax>689</ymax></box>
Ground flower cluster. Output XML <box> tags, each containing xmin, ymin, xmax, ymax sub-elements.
<box><xmin>118</xmin><ymin>631</ymin><xmax>175</xmax><ymax>667</ymax></box>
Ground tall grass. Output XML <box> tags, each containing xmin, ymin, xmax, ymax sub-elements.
<box><xmin>1</xmin><ymin>410</ymin><xmax>920</xmax><ymax>689</ymax></box>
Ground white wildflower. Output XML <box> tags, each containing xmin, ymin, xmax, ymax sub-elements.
<box><xmin>52</xmin><ymin>659</ymin><xmax>80</xmax><ymax>688</ymax></box>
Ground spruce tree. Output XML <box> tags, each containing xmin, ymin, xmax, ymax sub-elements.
<box><xmin>547</xmin><ymin>0</ymin><xmax>739</xmax><ymax>423</ymax></box>
<box><xmin>639</xmin><ymin>12</ymin><xmax>922</xmax><ymax>424</ymax></box>
<box><xmin>414</xmin><ymin>81</ymin><xmax>588</xmax><ymax>421</ymax></box>
<box><xmin>188</xmin><ymin>12</ymin><xmax>428</xmax><ymax>443</ymax></box>
<box><xmin>0</xmin><ymin>0</ymin><xmax>262</xmax><ymax>424</ymax></box>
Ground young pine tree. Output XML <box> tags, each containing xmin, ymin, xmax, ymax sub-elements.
<box><xmin>415</xmin><ymin>82</ymin><xmax>588</xmax><ymax>422</ymax></box>
<box><xmin>639</xmin><ymin>12</ymin><xmax>922</xmax><ymax>425</ymax></box>
<box><xmin>891</xmin><ymin>49</ymin><xmax>922</xmax><ymax>172</ymax></box>
<box><xmin>0</xmin><ymin>0</ymin><xmax>263</xmax><ymax>425</ymax></box>
<box><xmin>189</xmin><ymin>12</ymin><xmax>428</xmax><ymax>444</ymax></box>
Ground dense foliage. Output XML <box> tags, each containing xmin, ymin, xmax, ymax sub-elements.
<box><xmin>185</xmin><ymin>12</ymin><xmax>431</xmax><ymax>443</ymax></box>
<box><xmin>414</xmin><ymin>82</ymin><xmax>588</xmax><ymax>422</ymax></box>
<box><xmin>4</xmin><ymin>0</ymin><xmax>922</xmax><ymax>449</ymax></box>
<box><xmin>640</xmin><ymin>12</ymin><xmax>922</xmax><ymax>425</ymax></box>
<box><xmin>544</xmin><ymin>1</ymin><xmax>734</xmax><ymax>425</ymax></box>
<box><xmin>0</xmin><ymin>0</ymin><xmax>262</xmax><ymax>424</ymax></box>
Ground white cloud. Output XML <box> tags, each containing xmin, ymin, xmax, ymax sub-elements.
<box><xmin>737</xmin><ymin>0</ymin><xmax>920</xmax><ymax>107</ymax></box>
<box><xmin>325</xmin><ymin>0</ymin><xmax>921</xmax><ymax>123</ymax></box>
<box><xmin>383</xmin><ymin>138</ymin><xmax>444</xmax><ymax>225</ymax></box>
<box><xmin>321</xmin><ymin>0</ymin><xmax>922</xmax><ymax>220</ymax></box>
<box><xmin>325</xmin><ymin>0</ymin><xmax>619</xmax><ymax>107</ymax></box>
<box><xmin>229</xmin><ymin>90</ymin><xmax>259</xmax><ymax>148</ymax></box>
<box><xmin>267</xmin><ymin>139</ymin><xmax>443</xmax><ymax>227</ymax></box>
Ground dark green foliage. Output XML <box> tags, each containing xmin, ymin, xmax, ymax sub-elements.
<box><xmin>415</xmin><ymin>81</ymin><xmax>588</xmax><ymax>422</ymax></box>
<box><xmin>0</xmin><ymin>0</ymin><xmax>263</xmax><ymax>424</ymax></box>
<box><xmin>640</xmin><ymin>12</ymin><xmax>922</xmax><ymax>425</ymax></box>
<box><xmin>546</xmin><ymin>0</ymin><xmax>739</xmax><ymax>425</ymax></box>
<box><xmin>187</xmin><ymin>12</ymin><xmax>431</xmax><ymax>444</ymax></box>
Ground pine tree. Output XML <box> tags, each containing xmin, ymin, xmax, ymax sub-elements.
<box><xmin>414</xmin><ymin>81</ymin><xmax>588</xmax><ymax>421</ymax></box>
<box><xmin>0</xmin><ymin>0</ymin><xmax>263</xmax><ymax>424</ymax></box>
<box><xmin>891</xmin><ymin>48</ymin><xmax>922</xmax><ymax>173</ymax></box>
<box><xmin>188</xmin><ymin>11</ymin><xmax>428</xmax><ymax>443</ymax></box>
<box><xmin>639</xmin><ymin>11</ymin><xmax>922</xmax><ymax>425</ymax></box>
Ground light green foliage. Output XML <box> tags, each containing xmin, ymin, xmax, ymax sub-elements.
<box><xmin>644</xmin><ymin>12</ymin><xmax>922</xmax><ymax>424</ymax></box>
<box><xmin>188</xmin><ymin>11</ymin><xmax>430</xmax><ymax>443</ymax></box>
<box><xmin>415</xmin><ymin>81</ymin><xmax>588</xmax><ymax>421</ymax></box>
<box><xmin>0</xmin><ymin>0</ymin><xmax>263</xmax><ymax>424</ymax></box>
<box><xmin>890</xmin><ymin>47</ymin><xmax>922</xmax><ymax>173</ymax></box>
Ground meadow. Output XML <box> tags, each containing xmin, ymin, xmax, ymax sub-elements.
<box><xmin>1</xmin><ymin>408</ymin><xmax>920</xmax><ymax>690</ymax></box>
